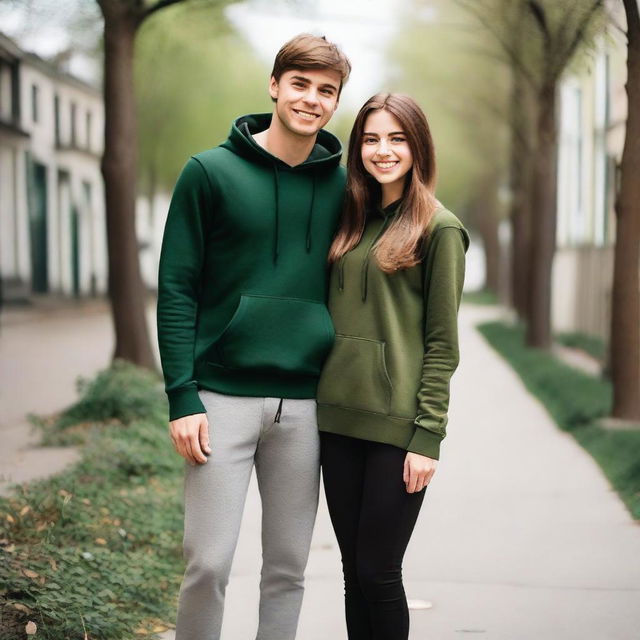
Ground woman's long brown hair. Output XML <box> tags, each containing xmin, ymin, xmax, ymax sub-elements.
<box><xmin>328</xmin><ymin>93</ymin><xmax>438</xmax><ymax>272</ymax></box>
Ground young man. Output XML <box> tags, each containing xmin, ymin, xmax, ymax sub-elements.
<box><xmin>157</xmin><ymin>34</ymin><xmax>351</xmax><ymax>640</ymax></box>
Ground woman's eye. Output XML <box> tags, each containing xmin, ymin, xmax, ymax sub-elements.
<box><xmin>363</xmin><ymin>137</ymin><xmax>377</xmax><ymax>144</ymax></box>
<box><xmin>392</xmin><ymin>137</ymin><xmax>406</xmax><ymax>143</ymax></box>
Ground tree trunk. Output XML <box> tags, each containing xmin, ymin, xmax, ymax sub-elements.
<box><xmin>101</xmin><ymin>6</ymin><xmax>156</xmax><ymax>369</ymax></box>
<box><xmin>508</xmin><ymin>79</ymin><xmax>533</xmax><ymax>319</ymax></box>
<box><xmin>526</xmin><ymin>83</ymin><xmax>558</xmax><ymax>349</ymax></box>
<box><xmin>474</xmin><ymin>173</ymin><xmax>501</xmax><ymax>294</ymax></box>
<box><xmin>610</xmin><ymin>0</ymin><xmax>640</xmax><ymax>420</ymax></box>
<box><xmin>507</xmin><ymin>2</ymin><xmax>533</xmax><ymax>319</ymax></box>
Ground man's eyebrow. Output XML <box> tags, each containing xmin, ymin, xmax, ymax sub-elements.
<box><xmin>291</xmin><ymin>75</ymin><xmax>338</xmax><ymax>92</ymax></box>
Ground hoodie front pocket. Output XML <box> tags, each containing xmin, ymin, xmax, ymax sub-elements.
<box><xmin>207</xmin><ymin>294</ymin><xmax>335</xmax><ymax>375</ymax></box>
<box><xmin>317</xmin><ymin>334</ymin><xmax>392</xmax><ymax>414</ymax></box>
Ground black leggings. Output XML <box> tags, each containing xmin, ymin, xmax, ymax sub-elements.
<box><xmin>320</xmin><ymin>432</ymin><xmax>426</xmax><ymax>640</ymax></box>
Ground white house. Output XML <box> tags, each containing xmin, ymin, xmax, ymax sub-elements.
<box><xmin>0</xmin><ymin>32</ymin><xmax>106</xmax><ymax>301</ymax></box>
<box><xmin>552</xmin><ymin>5</ymin><xmax>628</xmax><ymax>342</ymax></box>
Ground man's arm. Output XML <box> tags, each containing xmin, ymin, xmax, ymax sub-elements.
<box><xmin>157</xmin><ymin>157</ymin><xmax>215</xmax><ymax>463</ymax></box>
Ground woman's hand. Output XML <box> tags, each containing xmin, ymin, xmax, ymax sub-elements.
<box><xmin>403</xmin><ymin>452</ymin><xmax>437</xmax><ymax>493</ymax></box>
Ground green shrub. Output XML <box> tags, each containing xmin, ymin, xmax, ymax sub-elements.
<box><xmin>557</xmin><ymin>331</ymin><xmax>607</xmax><ymax>363</ymax></box>
<box><xmin>33</xmin><ymin>360</ymin><xmax>167</xmax><ymax>446</ymax></box>
<box><xmin>0</xmin><ymin>363</ymin><xmax>183</xmax><ymax>639</ymax></box>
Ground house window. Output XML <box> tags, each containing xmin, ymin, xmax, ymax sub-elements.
<box><xmin>54</xmin><ymin>94</ymin><xmax>61</xmax><ymax>145</ymax></box>
<box><xmin>71</xmin><ymin>102</ymin><xmax>77</xmax><ymax>147</ymax></box>
<box><xmin>31</xmin><ymin>84</ymin><xmax>39</xmax><ymax>123</ymax></box>
<box><xmin>86</xmin><ymin>110</ymin><xmax>92</xmax><ymax>150</ymax></box>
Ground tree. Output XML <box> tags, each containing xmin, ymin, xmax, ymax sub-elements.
<box><xmin>388</xmin><ymin>0</ymin><xmax>511</xmax><ymax>294</ymax></box>
<box><xmin>610</xmin><ymin>0</ymin><xmax>640</xmax><ymax>420</ymax></box>
<box><xmin>459</xmin><ymin>0</ymin><xmax>604</xmax><ymax>348</ymax></box>
<box><xmin>97</xmin><ymin>0</ymin><xmax>240</xmax><ymax>370</ymax></box>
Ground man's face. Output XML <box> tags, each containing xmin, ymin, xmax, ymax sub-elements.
<box><xmin>269</xmin><ymin>68</ymin><xmax>341</xmax><ymax>137</ymax></box>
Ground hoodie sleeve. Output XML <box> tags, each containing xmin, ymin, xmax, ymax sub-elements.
<box><xmin>157</xmin><ymin>157</ymin><xmax>215</xmax><ymax>421</ymax></box>
<box><xmin>406</xmin><ymin>225</ymin><xmax>468</xmax><ymax>459</ymax></box>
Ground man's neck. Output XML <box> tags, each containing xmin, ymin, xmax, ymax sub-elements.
<box><xmin>253</xmin><ymin>114</ymin><xmax>318</xmax><ymax>167</ymax></box>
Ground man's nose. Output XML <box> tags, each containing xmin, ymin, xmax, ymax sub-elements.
<box><xmin>303</xmin><ymin>87</ymin><xmax>320</xmax><ymax>105</ymax></box>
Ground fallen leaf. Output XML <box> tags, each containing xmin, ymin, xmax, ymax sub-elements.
<box><xmin>36</xmin><ymin>522</ymin><xmax>48</xmax><ymax>532</ymax></box>
<box><xmin>81</xmin><ymin>498</ymin><xmax>91</xmax><ymax>505</ymax></box>
<box><xmin>49</xmin><ymin>558</ymin><xmax>58</xmax><ymax>571</ymax></box>
<box><xmin>95</xmin><ymin>538</ymin><xmax>107</xmax><ymax>545</ymax></box>
<box><xmin>6</xmin><ymin>515</ymin><xmax>15</xmax><ymax>524</ymax></box>
<box><xmin>25</xmin><ymin>620</ymin><xmax>37</xmax><ymax>635</ymax></box>
<box><xmin>152</xmin><ymin>625</ymin><xmax>168</xmax><ymax>632</ymax></box>
<box><xmin>99</xmin><ymin>507</ymin><xmax>109</xmax><ymax>515</ymax></box>
<box><xmin>135</xmin><ymin>628</ymin><xmax>147</xmax><ymax>634</ymax></box>
<box><xmin>12</xmin><ymin>603</ymin><xmax>32</xmax><ymax>614</ymax></box>
<box><xmin>20</xmin><ymin>506</ymin><xmax>30</xmax><ymax>516</ymax></box>
<box><xmin>58</xmin><ymin>489</ymin><xmax>71</xmax><ymax>498</ymax></box>
<box><xmin>113</xmin><ymin>518</ymin><xmax>121</xmax><ymax>526</ymax></box>
<box><xmin>5</xmin><ymin>544</ymin><xmax>15</xmax><ymax>553</ymax></box>
<box><xmin>22</xmin><ymin>569</ymin><xmax>39</xmax><ymax>579</ymax></box>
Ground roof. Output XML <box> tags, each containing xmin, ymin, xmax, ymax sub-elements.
<box><xmin>0</xmin><ymin>32</ymin><xmax>101</xmax><ymax>97</ymax></box>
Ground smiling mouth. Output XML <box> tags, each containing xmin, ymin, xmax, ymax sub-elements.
<box><xmin>374</xmin><ymin>161</ymin><xmax>399</xmax><ymax>169</ymax></box>
<box><xmin>293</xmin><ymin>109</ymin><xmax>320</xmax><ymax>120</ymax></box>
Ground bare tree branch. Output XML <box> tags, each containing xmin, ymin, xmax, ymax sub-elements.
<box><xmin>454</xmin><ymin>0</ymin><xmax>539</xmax><ymax>90</ymax></box>
<box><xmin>552</xmin><ymin>0</ymin><xmax>603</xmax><ymax>80</ymax></box>
<box><xmin>527</xmin><ymin>0</ymin><xmax>550</xmax><ymax>45</ymax></box>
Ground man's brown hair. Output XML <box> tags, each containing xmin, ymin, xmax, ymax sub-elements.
<box><xmin>271</xmin><ymin>33</ymin><xmax>351</xmax><ymax>95</ymax></box>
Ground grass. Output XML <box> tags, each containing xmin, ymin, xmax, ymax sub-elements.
<box><xmin>462</xmin><ymin>288</ymin><xmax>499</xmax><ymax>305</ymax></box>
<box><xmin>0</xmin><ymin>361</ymin><xmax>185</xmax><ymax>640</ymax></box>
<box><xmin>478</xmin><ymin>321</ymin><xmax>640</xmax><ymax>520</ymax></box>
<box><xmin>556</xmin><ymin>330</ymin><xmax>607</xmax><ymax>364</ymax></box>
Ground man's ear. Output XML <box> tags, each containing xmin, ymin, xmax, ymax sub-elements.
<box><xmin>268</xmin><ymin>76</ymin><xmax>279</xmax><ymax>101</ymax></box>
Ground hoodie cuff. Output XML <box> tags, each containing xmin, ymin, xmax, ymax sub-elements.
<box><xmin>406</xmin><ymin>427</ymin><xmax>442</xmax><ymax>460</ymax></box>
<box><xmin>167</xmin><ymin>385</ymin><xmax>206</xmax><ymax>422</ymax></box>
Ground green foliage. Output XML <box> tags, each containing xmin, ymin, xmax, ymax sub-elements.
<box><xmin>478</xmin><ymin>320</ymin><xmax>640</xmax><ymax>519</ymax></box>
<box><xmin>0</xmin><ymin>365</ymin><xmax>184</xmax><ymax>639</ymax></box>
<box><xmin>462</xmin><ymin>288</ymin><xmax>499</xmax><ymax>305</ymax></box>
<box><xmin>32</xmin><ymin>360</ymin><xmax>166</xmax><ymax>446</ymax></box>
<box><xmin>135</xmin><ymin>2</ymin><xmax>271</xmax><ymax>196</ymax></box>
<box><xmin>557</xmin><ymin>331</ymin><xmax>607</xmax><ymax>363</ymax></box>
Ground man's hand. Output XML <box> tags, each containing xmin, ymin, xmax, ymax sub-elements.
<box><xmin>403</xmin><ymin>452</ymin><xmax>437</xmax><ymax>493</ymax></box>
<box><xmin>169</xmin><ymin>413</ymin><xmax>211</xmax><ymax>465</ymax></box>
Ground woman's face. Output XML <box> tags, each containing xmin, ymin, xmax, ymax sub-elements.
<box><xmin>361</xmin><ymin>109</ymin><xmax>413</xmax><ymax>190</ymax></box>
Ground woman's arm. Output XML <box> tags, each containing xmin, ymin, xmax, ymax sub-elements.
<box><xmin>406</xmin><ymin>225</ymin><xmax>468</xmax><ymax>461</ymax></box>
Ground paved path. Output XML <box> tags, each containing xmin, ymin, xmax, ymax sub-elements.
<box><xmin>2</xmin><ymin>301</ymin><xmax>639</xmax><ymax>638</ymax></box>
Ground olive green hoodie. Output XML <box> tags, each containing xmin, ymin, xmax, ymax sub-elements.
<box><xmin>157</xmin><ymin>114</ymin><xmax>345</xmax><ymax>421</ymax></box>
<box><xmin>317</xmin><ymin>203</ymin><xmax>469</xmax><ymax>459</ymax></box>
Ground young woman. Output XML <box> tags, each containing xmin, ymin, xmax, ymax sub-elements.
<box><xmin>316</xmin><ymin>93</ymin><xmax>469</xmax><ymax>640</ymax></box>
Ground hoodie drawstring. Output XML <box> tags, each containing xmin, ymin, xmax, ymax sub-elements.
<box><xmin>271</xmin><ymin>167</ymin><xmax>317</xmax><ymax>263</ymax></box>
<box><xmin>272</xmin><ymin>165</ymin><xmax>281</xmax><ymax>263</ymax></box>
<box><xmin>359</xmin><ymin>215</ymin><xmax>393</xmax><ymax>302</ymax></box>
<box><xmin>306</xmin><ymin>172</ymin><xmax>316</xmax><ymax>252</ymax></box>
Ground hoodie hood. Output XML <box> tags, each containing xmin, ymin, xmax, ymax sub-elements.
<box><xmin>220</xmin><ymin>113</ymin><xmax>343</xmax><ymax>262</ymax></box>
<box><xmin>220</xmin><ymin>113</ymin><xmax>343</xmax><ymax>170</ymax></box>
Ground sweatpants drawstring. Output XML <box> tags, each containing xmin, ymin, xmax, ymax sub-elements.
<box><xmin>274</xmin><ymin>398</ymin><xmax>284</xmax><ymax>423</ymax></box>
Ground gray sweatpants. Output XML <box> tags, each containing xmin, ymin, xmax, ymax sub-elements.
<box><xmin>174</xmin><ymin>390</ymin><xmax>320</xmax><ymax>640</ymax></box>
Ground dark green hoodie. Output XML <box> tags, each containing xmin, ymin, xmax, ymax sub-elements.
<box><xmin>317</xmin><ymin>204</ymin><xmax>469</xmax><ymax>459</ymax></box>
<box><xmin>157</xmin><ymin>114</ymin><xmax>345</xmax><ymax>421</ymax></box>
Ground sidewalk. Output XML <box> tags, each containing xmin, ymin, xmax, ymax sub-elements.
<box><xmin>2</xmin><ymin>301</ymin><xmax>639</xmax><ymax>638</ymax></box>
<box><xmin>0</xmin><ymin>299</ymin><xmax>158</xmax><ymax>494</ymax></box>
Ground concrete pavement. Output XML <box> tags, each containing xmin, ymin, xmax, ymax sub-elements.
<box><xmin>2</xmin><ymin>301</ymin><xmax>639</xmax><ymax>638</ymax></box>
